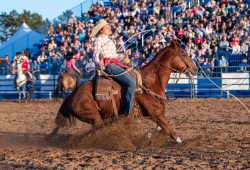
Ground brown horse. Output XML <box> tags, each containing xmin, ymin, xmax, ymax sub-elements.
<box><xmin>54</xmin><ymin>71</ymin><xmax>77</xmax><ymax>98</ymax></box>
<box><xmin>48</xmin><ymin>40</ymin><xmax>197</xmax><ymax>143</ymax></box>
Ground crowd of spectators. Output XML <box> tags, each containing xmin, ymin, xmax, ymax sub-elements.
<box><xmin>1</xmin><ymin>0</ymin><xmax>249</xmax><ymax>78</ymax></box>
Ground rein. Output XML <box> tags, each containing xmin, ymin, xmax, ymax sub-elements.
<box><xmin>138</xmin><ymin>84</ymin><xmax>169</xmax><ymax>101</ymax></box>
<box><xmin>158</xmin><ymin>62</ymin><xmax>186</xmax><ymax>83</ymax></box>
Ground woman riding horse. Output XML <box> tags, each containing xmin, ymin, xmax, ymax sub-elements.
<box><xmin>48</xmin><ymin>39</ymin><xmax>197</xmax><ymax>144</ymax></box>
<box><xmin>54</xmin><ymin>48</ymin><xmax>80</xmax><ymax>98</ymax></box>
<box><xmin>13</xmin><ymin>53</ymin><xmax>34</xmax><ymax>100</ymax></box>
<box><xmin>13</xmin><ymin>52</ymin><xmax>32</xmax><ymax>87</ymax></box>
<box><xmin>65</xmin><ymin>47</ymin><xmax>81</xmax><ymax>87</ymax></box>
<box><xmin>92</xmin><ymin>19</ymin><xmax>136</xmax><ymax>116</ymax></box>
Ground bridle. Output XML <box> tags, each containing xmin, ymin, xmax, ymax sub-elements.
<box><xmin>154</xmin><ymin>46</ymin><xmax>195</xmax><ymax>83</ymax></box>
<box><xmin>144</xmin><ymin>44</ymin><xmax>197</xmax><ymax>102</ymax></box>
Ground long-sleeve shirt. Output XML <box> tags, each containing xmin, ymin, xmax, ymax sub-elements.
<box><xmin>93</xmin><ymin>35</ymin><xmax>118</xmax><ymax>63</ymax></box>
<box><xmin>93</xmin><ymin>34</ymin><xmax>128</xmax><ymax>69</ymax></box>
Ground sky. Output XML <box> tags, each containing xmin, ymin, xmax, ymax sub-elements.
<box><xmin>0</xmin><ymin>0</ymin><xmax>86</xmax><ymax>20</ymax></box>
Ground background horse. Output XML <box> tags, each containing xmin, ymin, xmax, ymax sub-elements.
<box><xmin>16</xmin><ymin>64</ymin><xmax>34</xmax><ymax>101</ymax></box>
<box><xmin>54</xmin><ymin>71</ymin><xmax>77</xmax><ymax>99</ymax></box>
<box><xmin>48</xmin><ymin>40</ymin><xmax>197</xmax><ymax>143</ymax></box>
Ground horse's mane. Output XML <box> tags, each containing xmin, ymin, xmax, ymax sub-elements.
<box><xmin>140</xmin><ymin>40</ymin><xmax>179</xmax><ymax>69</ymax></box>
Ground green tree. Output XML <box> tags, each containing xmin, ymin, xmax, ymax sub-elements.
<box><xmin>55</xmin><ymin>10</ymin><xmax>73</xmax><ymax>25</ymax></box>
<box><xmin>0</xmin><ymin>10</ymin><xmax>47</xmax><ymax>44</ymax></box>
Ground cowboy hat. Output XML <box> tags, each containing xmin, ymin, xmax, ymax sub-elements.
<box><xmin>90</xmin><ymin>19</ymin><xmax>108</xmax><ymax>37</ymax></box>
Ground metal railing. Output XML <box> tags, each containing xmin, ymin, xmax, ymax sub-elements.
<box><xmin>166</xmin><ymin>65</ymin><xmax>250</xmax><ymax>98</ymax></box>
<box><xmin>0</xmin><ymin>65</ymin><xmax>250</xmax><ymax>99</ymax></box>
<box><xmin>0</xmin><ymin>70</ymin><xmax>94</xmax><ymax>99</ymax></box>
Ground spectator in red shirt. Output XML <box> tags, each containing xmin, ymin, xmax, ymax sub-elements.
<box><xmin>230</xmin><ymin>36</ymin><xmax>241</xmax><ymax>47</ymax></box>
<box><xmin>194</xmin><ymin>34</ymin><xmax>204</xmax><ymax>46</ymax></box>
<box><xmin>177</xmin><ymin>26</ymin><xmax>184</xmax><ymax>40</ymax></box>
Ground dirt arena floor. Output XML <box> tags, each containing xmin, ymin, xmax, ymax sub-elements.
<box><xmin>0</xmin><ymin>98</ymin><xmax>249</xmax><ymax>169</ymax></box>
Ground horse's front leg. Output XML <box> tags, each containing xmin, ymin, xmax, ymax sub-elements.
<box><xmin>18</xmin><ymin>90</ymin><xmax>21</xmax><ymax>101</ymax></box>
<box><xmin>139</xmin><ymin>95</ymin><xmax>182</xmax><ymax>143</ymax></box>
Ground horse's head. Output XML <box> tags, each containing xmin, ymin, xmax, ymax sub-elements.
<box><xmin>165</xmin><ymin>40</ymin><xmax>197</xmax><ymax>77</ymax></box>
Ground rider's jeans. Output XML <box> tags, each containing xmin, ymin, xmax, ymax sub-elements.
<box><xmin>105</xmin><ymin>63</ymin><xmax>136</xmax><ymax>115</ymax></box>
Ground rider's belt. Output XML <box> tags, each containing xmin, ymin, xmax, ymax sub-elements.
<box><xmin>103</xmin><ymin>58</ymin><xmax>129</xmax><ymax>69</ymax></box>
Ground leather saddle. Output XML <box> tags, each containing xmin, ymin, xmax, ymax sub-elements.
<box><xmin>94</xmin><ymin>69</ymin><xmax>143</xmax><ymax>116</ymax></box>
<box><xmin>95</xmin><ymin>69</ymin><xmax>143</xmax><ymax>101</ymax></box>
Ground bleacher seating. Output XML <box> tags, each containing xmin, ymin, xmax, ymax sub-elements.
<box><xmin>0</xmin><ymin>0</ymin><xmax>249</xmax><ymax>99</ymax></box>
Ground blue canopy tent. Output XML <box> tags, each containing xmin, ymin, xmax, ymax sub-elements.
<box><xmin>0</xmin><ymin>23</ymin><xmax>45</xmax><ymax>60</ymax></box>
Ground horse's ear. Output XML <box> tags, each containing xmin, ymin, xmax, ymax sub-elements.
<box><xmin>171</xmin><ymin>39</ymin><xmax>180</xmax><ymax>49</ymax></box>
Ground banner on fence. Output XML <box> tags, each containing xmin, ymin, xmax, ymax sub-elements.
<box><xmin>222</xmin><ymin>73</ymin><xmax>249</xmax><ymax>90</ymax></box>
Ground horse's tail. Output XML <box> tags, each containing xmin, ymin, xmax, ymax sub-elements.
<box><xmin>54</xmin><ymin>75</ymin><xmax>62</xmax><ymax>98</ymax></box>
<box><xmin>55</xmin><ymin>96</ymin><xmax>75</xmax><ymax>127</ymax></box>
<box><xmin>46</xmin><ymin>96</ymin><xmax>74</xmax><ymax>139</ymax></box>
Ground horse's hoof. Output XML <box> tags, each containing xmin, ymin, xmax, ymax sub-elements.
<box><xmin>176</xmin><ymin>137</ymin><xmax>182</xmax><ymax>144</ymax></box>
